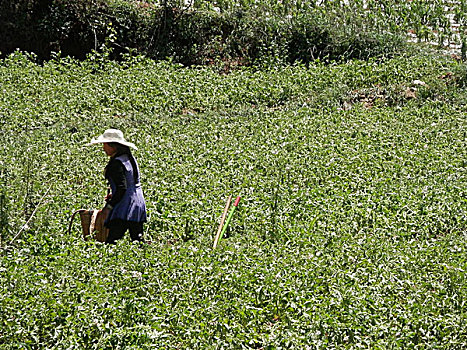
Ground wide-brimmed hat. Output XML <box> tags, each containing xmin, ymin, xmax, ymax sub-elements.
<box><xmin>86</xmin><ymin>129</ymin><xmax>137</xmax><ymax>150</ymax></box>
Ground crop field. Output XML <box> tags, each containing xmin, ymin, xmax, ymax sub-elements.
<box><xmin>0</xmin><ymin>49</ymin><xmax>466</xmax><ymax>348</ymax></box>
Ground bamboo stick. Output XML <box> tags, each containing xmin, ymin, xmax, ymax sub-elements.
<box><xmin>213</xmin><ymin>195</ymin><xmax>232</xmax><ymax>249</ymax></box>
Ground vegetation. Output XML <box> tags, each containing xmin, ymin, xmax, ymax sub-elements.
<box><xmin>1</xmin><ymin>0</ymin><xmax>467</xmax><ymax>64</ymax></box>
<box><xmin>1</xmin><ymin>0</ymin><xmax>467</xmax><ymax>348</ymax></box>
<box><xmin>0</xmin><ymin>47</ymin><xmax>466</xmax><ymax>347</ymax></box>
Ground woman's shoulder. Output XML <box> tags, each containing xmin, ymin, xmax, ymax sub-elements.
<box><xmin>114</xmin><ymin>153</ymin><xmax>130</xmax><ymax>162</ymax></box>
<box><xmin>107</xmin><ymin>156</ymin><xmax>126</xmax><ymax>172</ymax></box>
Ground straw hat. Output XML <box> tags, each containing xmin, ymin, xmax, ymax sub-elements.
<box><xmin>87</xmin><ymin>129</ymin><xmax>137</xmax><ymax>149</ymax></box>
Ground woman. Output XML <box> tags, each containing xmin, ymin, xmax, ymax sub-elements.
<box><xmin>87</xmin><ymin>129</ymin><xmax>147</xmax><ymax>243</ymax></box>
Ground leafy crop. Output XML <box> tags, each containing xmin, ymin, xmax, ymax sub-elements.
<box><xmin>0</xmin><ymin>51</ymin><xmax>466</xmax><ymax>348</ymax></box>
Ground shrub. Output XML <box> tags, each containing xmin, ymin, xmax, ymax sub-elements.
<box><xmin>0</xmin><ymin>0</ymin><xmax>410</xmax><ymax>64</ymax></box>
<box><xmin>0</xmin><ymin>0</ymin><xmax>50</xmax><ymax>58</ymax></box>
<box><xmin>0</xmin><ymin>0</ymin><xmax>110</xmax><ymax>60</ymax></box>
<box><xmin>42</xmin><ymin>0</ymin><xmax>110</xmax><ymax>58</ymax></box>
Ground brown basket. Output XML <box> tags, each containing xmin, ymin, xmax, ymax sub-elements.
<box><xmin>68</xmin><ymin>209</ymin><xmax>109</xmax><ymax>242</ymax></box>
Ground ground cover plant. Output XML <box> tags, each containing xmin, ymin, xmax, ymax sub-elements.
<box><xmin>0</xmin><ymin>49</ymin><xmax>466</xmax><ymax>348</ymax></box>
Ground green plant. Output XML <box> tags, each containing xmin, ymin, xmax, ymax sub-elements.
<box><xmin>0</xmin><ymin>48</ymin><xmax>466</xmax><ymax>348</ymax></box>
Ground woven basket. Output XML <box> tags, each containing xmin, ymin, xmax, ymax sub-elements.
<box><xmin>68</xmin><ymin>209</ymin><xmax>109</xmax><ymax>242</ymax></box>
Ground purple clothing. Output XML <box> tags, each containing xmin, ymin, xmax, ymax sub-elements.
<box><xmin>105</xmin><ymin>154</ymin><xmax>147</xmax><ymax>224</ymax></box>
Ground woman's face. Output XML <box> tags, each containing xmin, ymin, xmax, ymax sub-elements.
<box><xmin>103</xmin><ymin>143</ymin><xmax>117</xmax><ymax>157</ymax></box>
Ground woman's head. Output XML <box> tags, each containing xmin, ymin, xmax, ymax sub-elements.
<box><xmin>103</xmin><ymin>143</ymin><xmax>116</xmax><ymax>157</ymax></box>
<box><xmin>104</xmin><ymin>142</ymin><xmax>131</xmax><ymax>157</ymax></box>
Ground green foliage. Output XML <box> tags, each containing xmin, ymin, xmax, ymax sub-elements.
<box><xmin>0</xmin><ymin>50</ymin><xmax>466</xmax><ymax>347</ymax></box>
<box><xmin>3</xmin><ymin>233</ymin><xmax>466</xmax><ymax>348</ymax></box>
<box><xmin>0</xmin><ymin>170</ymin><xmax>8</xmax><ymax>246</ymax></box>
<box><xmin>4</xmin><ymin>0</ymin><xmax>457</xmax><ymax>65</ymax></box>
<box><xmin>0</xmin><ymin>0</ymin><xmax>109</xmax><ymax>59</ymax></box>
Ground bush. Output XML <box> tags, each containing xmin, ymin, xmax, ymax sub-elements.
<box><xmin>0</xmin><ymin>0</ymin><xmax>408</xmax><ymax>65</ymax></box>
<box><xmin>0</xmin><ymin>0</ymin><xmax>109</xmax><ymax>60</ymax></box>
<box><xmin>0</xmin><ymin>0</ymin><xmax>50</xmax><ymax>58</ymax></box>
<box><xmin>42</xmin><ymin>0</ymin><xmax>110</xmax><ymax>58</ymax></box>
